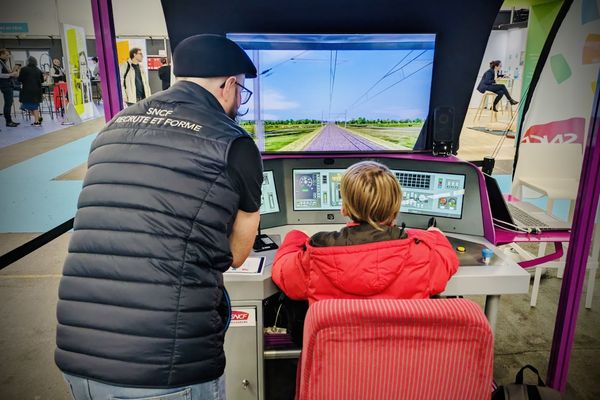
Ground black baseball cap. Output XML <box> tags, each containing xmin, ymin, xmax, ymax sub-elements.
<box><xmin>173</xmin><ymin>34</ymin><xmax>257</xmax><ymax>78</ymax></box>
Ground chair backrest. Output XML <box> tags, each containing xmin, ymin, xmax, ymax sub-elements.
<box><xmin>297</xmin><ymin>298</ymin><xmax>494</xmax><ymax>400</ymax></box>
<box><xmin>513</xmin><ymin>143</ymin><xmax>583</xmax><ymax>183</ymax></box>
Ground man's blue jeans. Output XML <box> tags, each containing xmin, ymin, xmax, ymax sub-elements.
<box><xmin>64</xmin><ymin>374</ymin><xmax>226</xmax><ymax>400</ymax></box>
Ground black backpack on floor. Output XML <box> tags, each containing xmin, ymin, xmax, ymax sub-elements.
<box><xmin>492</xmin><ymin>365</ymin><xmax>562</xmax><ymax>400</ymax></box>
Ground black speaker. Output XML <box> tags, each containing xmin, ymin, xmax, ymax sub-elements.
<box><xmin>432</xmin><ymin>106</ymin><xmax>455</xmax><ymax>156</ymax></box>
<box><xmin>433</xmin><ymin>106</ymin><xmax>454</xmax><ymax>141</ymax></box>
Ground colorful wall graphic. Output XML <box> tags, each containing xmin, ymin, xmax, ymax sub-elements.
<box><xmin>61</xmin><ymin>23</ymin><xmax>94</xmax><ymax>120</ymax></box>
<box><xmin>514</xmin><ymin>0</ymin><xmax>600</xmax><ymax>192</ymax></box>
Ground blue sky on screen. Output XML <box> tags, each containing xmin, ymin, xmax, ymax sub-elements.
<box><xmin>229</xmin><ymin>34</ymin><xmax>435</xmax><ymax>122</ymax></box>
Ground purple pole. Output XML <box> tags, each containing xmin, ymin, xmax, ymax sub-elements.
<box><xmin>546</xmin><ymin>71</ymin><xmax>600</xmax><ymax>391</ymax></box>
<box><xmin>91</xmin><ymin>0</ymin><xmax>122</xmax><ymax>120</ymax></box>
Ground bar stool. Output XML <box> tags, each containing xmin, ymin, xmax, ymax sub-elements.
<box><xmin>474</xmin><ymin>91</ymin><xmax>514</xmax><ymax>123</ymax></box>
<box><xmin>40</xmin><ymin>85</ymin><xmax>55</xmax><ymax>120</ymax></box>
<box><xmin>473</xmin><ymin>91</ymin><xmax>498</xmax><ymax>122</ymax></box>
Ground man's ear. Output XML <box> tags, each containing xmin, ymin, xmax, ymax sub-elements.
<box><xmin>224</xmin><ymin>76</ymin><xmax>237</xmax><ymax>92</ymax></box>
<box><xmin>220</xmin><ymin>76</ymin><xmax>237</xmax><ymax>103</ymax></box>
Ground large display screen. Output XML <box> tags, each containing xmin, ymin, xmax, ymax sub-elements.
<box><xmin>292</xmin><ymin>168</ymin><xmax>466</xmax><ymax>219</ymax></box>
<box><xmin>259</xmin><ymin>171</ymin><xmax>280</xmax><ymax>215</ymax></box>
<box><xmin>228</xmin><ymin>33</ymin><xmax>435</xmax><ymax>153</ymax></box>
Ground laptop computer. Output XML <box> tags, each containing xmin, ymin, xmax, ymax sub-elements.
<box><xmin>484</xmin><ymin>173</ymin><xmax>571</xmax><ymax>231</ymax></box>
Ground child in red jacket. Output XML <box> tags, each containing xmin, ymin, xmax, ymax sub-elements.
<box><xmin>272</xmin><ymin>161</ymin><xmax>459</xmax><ymax>305</ymax></box>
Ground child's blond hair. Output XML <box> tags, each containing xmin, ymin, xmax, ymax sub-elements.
<box><xmin>340</xmin><ymin>161</ymin><xmax>402</xmax><ymax>230</ymax></box>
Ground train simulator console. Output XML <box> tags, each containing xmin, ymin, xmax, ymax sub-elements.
<box><xmin>222</xmin><ymin>153</ymin><xmax>530</xmax><ymax>400</ymax></box>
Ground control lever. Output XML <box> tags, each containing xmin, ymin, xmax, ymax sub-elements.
<box><xmin>253</xmin><ymin>225</ymin><xmax>279</xmax><ymax>252</ymax></box>
<box><xmin>427</xmin><ymin>217</ymin><xmax>437</xmax><ymax>228</ymax></box>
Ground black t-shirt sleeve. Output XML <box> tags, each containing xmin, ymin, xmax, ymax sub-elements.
<box><xmin>227</xmin><ymin>137</ymin><xmax>263</xmax><ymax>212</ymax></box>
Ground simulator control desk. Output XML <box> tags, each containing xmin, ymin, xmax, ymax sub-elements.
<box><xmin>222</xmin><ymin>154</ymin><xmax>530</xmax><ymax>400</ymax></box>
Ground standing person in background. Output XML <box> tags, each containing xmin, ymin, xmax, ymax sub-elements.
<box><xmin>90</xmin><ymin>56</ymin><xmax>102</xmax><ymax>102</ymax></box>
<box><xmin>18</xmin><ymin>56</ymin><xmax>44</xmax><ymax>126</ymax></box>
<box><xmin>0</xmin><ymin>49</ymin><xmax>20</xmax><ymax>128</ymax></box>
<box><xmin>90</xmin><ymin>56</ymin><xmax>100</xmax><ymax>80</ymax></box>
<box><xmin>158</xmin><ymin>57</ymin><xmax>171</xmax><ymax>90</ymax></box>
<box><xmin>50</xmin><ymin>58</ymin><xmax>66</xmax><ymax>84</ymax></box>
<box><xmin>120</xmin><ymin>47</ymin><xmax>151</xmax><ymax>106</ymax></box>
<box><xmin>476</xmin><ymin>60</ymin><xmax>518</xmax><ymax>112</ymax></box>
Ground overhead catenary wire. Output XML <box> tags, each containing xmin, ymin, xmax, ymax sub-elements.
<box><xmin>328</xmin><ymin>50</ymin><xmax>338</xmax><ymax>120</ymax></box>
<box><xmin>347</xmin><ymin>50</ymin><xmax>429</xmax><ymax>110</ymax></box>
<box><xmin>348</xmin><ymin>60</ymin><xmax>434</xmax><ymax>111</ymax></box>
<box><xmin>259</xmin><ymin>50</ymin><xmax>308</xmax><ymax>76</ymax></box>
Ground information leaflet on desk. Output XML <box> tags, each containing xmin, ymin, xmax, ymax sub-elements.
<box><xmin>225</xmin><ymin>256</ymin><xmax>265</xmax><ymax>274</ymax></box>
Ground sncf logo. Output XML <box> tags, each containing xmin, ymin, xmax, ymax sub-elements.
<box><xmin>521</xmin><ymin>117</ymin><xmax>585</xmax><ymax>144</ymax></box>
<box><xmin>231</xmin><ymin>311</ymin><xmax>250</xmax><ymax>321</ymax></box>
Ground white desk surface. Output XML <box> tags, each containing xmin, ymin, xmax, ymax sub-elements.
<box><xmin>261</xmin><ymin>224</ymin><xmax>531</xmax><ymax>297</ymax></box>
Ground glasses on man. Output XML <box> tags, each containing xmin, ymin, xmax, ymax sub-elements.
<box><xmin>220</xmin><ymin>81</ymin><xmax>253</xmax><ymax>105</ymax></box>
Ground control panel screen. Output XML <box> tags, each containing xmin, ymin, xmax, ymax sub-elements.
<box><xmin>293</xmin><ymin>169</ymin><xmax>345</xmax><ymax>211</ymax></box>
<box><xmin>259</xmin><ymin>171</ymin><xmax>280</xmax><ymax>215</ymax></box>
<box><xmin>292</xmin><ymin>168</ymin><xmax>465</xmax><ymax>219</ymax></box>
<box><xmin>393</xmin><ymin>170</ymin><xmax>465</xmax><ymax>219</ymax></box>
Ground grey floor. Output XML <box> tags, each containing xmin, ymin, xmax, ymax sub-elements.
<box><xmin>0</xmin><ymin>234</ymin><xmax>599</xmax><ymax>399</ymax></box>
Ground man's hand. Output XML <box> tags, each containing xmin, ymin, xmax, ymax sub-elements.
<box><xmin>229</xmin><ymin>209</ymin><xmax>260</xmax><ymax>268</ymax></box>
<box><xmin>9</xmin><ymin>71</ymin><xmax>18</xmax><ymax>78</ymax></box>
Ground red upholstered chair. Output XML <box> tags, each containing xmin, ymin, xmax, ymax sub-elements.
<box><xmin>296</xmin><ymin>299</ymin><xmax>494</xmax><ymax>400</ymax></box>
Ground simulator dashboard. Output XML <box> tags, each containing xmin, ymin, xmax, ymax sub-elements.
<box><xmin>258</xmin><ymin>155</ymin><xmax>485</xmax><ymax>237</ymax></box>
<box><xmin>292</xmin><ymin>168</ymin><xmax>466</xmax><ymax>219</ymax></box>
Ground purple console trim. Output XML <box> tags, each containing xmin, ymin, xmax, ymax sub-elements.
<box><xmin>91</xmin><ymin>0</ymin><xmax>122</xmax><ymax>120</ymax></box>
<box><xmin>518</xmin><ymin>242</ymin><xmax>564</xmax><ymax>269</ymax></box>
<box><xmin>262</xmin><ymin>151</ymin><xmax>496</xmax><ymax>242</ymax></box>
<box><xmin>475</xmin><ymin>165</ymin><xmax>496</xmax><ymax>244</ymax></box>
<box><xmin>494</xmin><ymin>228</ymin><xmax>570</xmax><ymax>244</ymax></box>
<box><xmin>546</xmin><ymin>72</ymin><xmax>600</xmax><ymax>391</ymax></box>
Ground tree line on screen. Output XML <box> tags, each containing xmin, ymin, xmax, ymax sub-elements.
<box><xmin>240</xmin><ymin>118</ymin><xmax>423</xmax><ymax>126</ymax></box>
<box><xmin>347</xmin><ymin>117</ymin><xmax>423</xmax><ymax>125</ymax></box>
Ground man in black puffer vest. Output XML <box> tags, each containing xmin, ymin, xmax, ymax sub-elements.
<box><xmin>56</xmin><ymin>34</ymin><xmax>263</xmax><ymax>400</ymax></box>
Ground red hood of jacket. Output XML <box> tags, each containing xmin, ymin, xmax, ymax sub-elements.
<box><xmin>306</xmin><ymin>231</ymin><xmax>427</xmax><ymax>296</ymax></box>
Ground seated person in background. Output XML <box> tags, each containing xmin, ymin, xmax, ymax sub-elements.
<box><xmin>477</xmin><ymin>60</ymin><xmax>518</xmax><ymax>112</ymax></box>
<box><xmin>272</xmin><ymin>161</ymin><xmax>459</xmax><ymax>305</ymax></box>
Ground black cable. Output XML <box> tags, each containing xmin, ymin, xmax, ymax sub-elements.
<box><xmin>0</xmin><ymin>218</ymin><xmax>74</xmax><ymax>270</ymax></box>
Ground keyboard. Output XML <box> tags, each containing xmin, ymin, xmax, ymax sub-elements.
<box><xmin>507</xmin><ymin>203</ymin><xmax>549</xmax><ymax>228</ymax></box>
